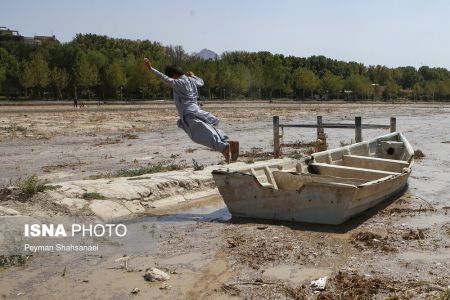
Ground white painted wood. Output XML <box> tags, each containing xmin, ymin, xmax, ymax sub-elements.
<box><xmin>212</xmin><ymin>132</ymin><xmax>414</xmax><ymax>225</ymax></box>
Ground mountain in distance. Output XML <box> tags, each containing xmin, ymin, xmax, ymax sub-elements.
<box><xmin>196</xmin><ymin>48</ymin><xmax>218</xmax><ymax>60</ymax></box>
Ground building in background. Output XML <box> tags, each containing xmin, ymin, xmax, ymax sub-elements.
<box><xmin>0</xmin><ymin>26</ymin><xmax>58</xmax><ymax>44</ymax></box>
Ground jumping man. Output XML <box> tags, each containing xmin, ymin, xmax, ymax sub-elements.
<box><xmin>144</xmin><ymin>58</ymin><xmax>239</xmax><ymax>163</ymax></box>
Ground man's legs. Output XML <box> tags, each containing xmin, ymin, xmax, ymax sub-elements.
<box><xmin>184</xmin><ymin>118</ymin><xmax>239</xmax><ymax>162</ymax></box>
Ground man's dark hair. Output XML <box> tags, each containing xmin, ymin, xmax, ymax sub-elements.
<box><xmin>164</xmin><ymin>64</ymin><xmax>184</xmax><ymax>78</ymax></box>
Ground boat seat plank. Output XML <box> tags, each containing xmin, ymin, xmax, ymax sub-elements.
<box><xmin>342</xmin><ymin>155</ymin><xmax>409</xmax><ymax>173</ymax></box>
<box><xmin>380</xmin><ymin>141</ymin><xmax>403</xmax><ymax>146</ymax></box>
<box><xmin>309</xmin><ymin>163</ymin><xmax>399</xmax><ymax>181</ymax></box>
<box><xmin>273</xmin><ymin>171</ymin><xmax>360</xmax><ymax>190</ymax></box>
<box><xmin>264</xmin><ymin>166</ymin><xmax>278</xmax><ymax>189</ymax></box>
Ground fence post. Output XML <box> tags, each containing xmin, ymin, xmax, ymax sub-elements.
<box><xmin>390</xmin><ymin>117</ymin><xmax>397</xmax><ymax>133</ymax></box>
<box><xmin>273</xmin><ymin>116</ymin><xmax>280</xmax><ymax>157</ymax></box>
<box><xmin>355</xmin><ymin>116</ymin><xmax>362</xmax><ymax>143</ymax></box>
<box><xmin>317</xmin><ymin>116</ymin><xmax>323</xmax><ymax>139</ymax></box>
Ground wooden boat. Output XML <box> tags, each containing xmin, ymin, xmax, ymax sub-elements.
<box><xmin>212</xmin><ymin>132</ymin><xmax>414</xmax><ymax>225</ymax></box>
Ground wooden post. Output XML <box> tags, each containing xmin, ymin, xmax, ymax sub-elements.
<box><xmin>317</xmin><ymin>116</ymin><xmax>323</xmax><ymax>139</ymax></box>
<box><xmin>273</xmin><ymin>116</ymin><xmax>280</xmax><ymax>157</ymax></box>
<box><xmin>355</xmin><ymin>116</ymin><xmax>362</xmax><ymax>143</ymax></box>
<box><xmin>390</xmin><ymin>117</ymin><xmax>396</xmax><ymax>133</ymax></box>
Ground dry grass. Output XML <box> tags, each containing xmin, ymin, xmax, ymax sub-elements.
<box><xmin>90</xmin><ymin>161</ymin><xmax>187</xmax><ymax>179</ymax></box>
<box><xmin>18</xmin><ymin>175</ymin><xmax>49</xmax><ymax>197</ymax></box>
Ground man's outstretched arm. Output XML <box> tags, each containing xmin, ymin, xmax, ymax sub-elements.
<box><xmin>144</xmin><ymin>58</ymin><xmax>185</xmax><ymax>90</ymax></box>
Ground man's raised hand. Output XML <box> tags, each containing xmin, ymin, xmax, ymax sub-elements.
<box><xmin>144</xmin><ymin>58</ymin><xmax>152</xmax><ymax>70</ymax></box>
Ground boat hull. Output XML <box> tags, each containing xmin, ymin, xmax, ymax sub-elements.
<box><xmin>212</xmin><ymin>132</ymin><xmax>414</xmax><ymax>225</ymax></box>
<box><xmin>212</xmin><ymin>170</ymin><xmax>409</xmax><ymax>225</ymax></box>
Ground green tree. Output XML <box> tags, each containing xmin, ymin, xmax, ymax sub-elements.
<box><xmin>50</xmin><ymin>67</ymin><xmax>69</xmax><ymax>99</ymax></box>
<box><xmin>412</xmin><ymin>82</ymin><xmax>424</xmax><ymax>101</ymax></box>
<box><xmin>384</xmin><ymin>79</ymin><xmax>401</xmax><ymax>100</ymax></box>
<box><xmin>20</xmin><ymin>63</ymin><xmax>36</xmax><ymax>97</ymax></box>
<box><xmin>126</xmin><ymin>58</ymin><xmax>160</xmax><ymax>99</ymax></box>
<box><xmin>76</xmin><ymin>56</ymin><xmax>99</xmax><ymax>99</ymax></box>
<box><xmin>395</xmin><ymin>66</ymin><xmax>421</xmax><ymax>89</ymax></box>
<box><xmin>294</xmin><ymin>68</ymin><xmax>319</xmax><ymax>99</ymax></box>
<box><xmin>321</xmin><ymin>71</ymin><xmax>343</xmax><ymax>98</ymax></box>
<box><xmin>423</xmin><ymin>81</ymin><xmax>437</xmax><ymax>100</ymax></box>
<box><xmin>262</xmin><ymin>54</ymin><xmax>285</xmax><ymax>99</ymax></box>
<box><xmin>20</xmin><ymin>53</ymin><xmax>50</xmax><ymax>98</ymax></box>
<box><xmin>436</xmin><ymin>79</ymin><xmax>450</xmax><ymax>100</ymax></box>
<box><xmin>344</xmin><ymin>75</ymin><xmax>372</xmax><ymax>100</ymax></box>
<box><xmin>0</xmin><ymin>48</ymin><xmax>20</xmax><ymax>97</ymax></box>
<box><xmin>31</xmin><ymin>53</ymin><xmax>49</xmax><ymax>95</ymax></box>
<box><xmin>105</xmin><ymin>63</ymin><xmax>127</xmax><ymax>99</ymax></box>
<box><xmin>0</xmin><ymin>65</ymin><xmax>5</xmax><ymax>93</ymax></box>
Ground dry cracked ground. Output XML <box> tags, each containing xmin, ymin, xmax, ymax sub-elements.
<box><xmin>0</xmin><ymin>101</ymin><xmax>449</xmax><ymax>299</ymax></box>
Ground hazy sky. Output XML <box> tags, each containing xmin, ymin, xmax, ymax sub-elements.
<box><xmin>1</xmin><ymin>0</ymin><xmax>449</xmax><ymax>68</ymax></box>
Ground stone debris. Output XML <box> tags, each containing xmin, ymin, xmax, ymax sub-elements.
<box><xmin>130</xmin><ymin>287</ymin><xmax>140</xmax><ymax>294</ymax></box>
<box><xmin>310</xmin><ymin>276</ymin><xmax>327</xmax><ymax>291</ymax></box>
<box><xmin>0</xmin><ymin>206</ymin><xmax>20</xmax><ymax>216</ymax></box>
<box><xmin>160</xmin><ymin>282</ymin><xmax>171</xmax><ymax>289</ymax></box>
<box><xmin>144</xmin><ymin>267</ymin><xmax>170</xmax><ymax>282</ymax></box>
<box><xmin>115</xmin><ymin>255</ymin><xmax>134</xmax><ymax>269</ymax></box>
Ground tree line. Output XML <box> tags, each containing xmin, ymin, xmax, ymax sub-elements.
<box><xmin>1</xmin><ymin>33</ymin><xmax>450</xmax><ymax>101</ymax></box>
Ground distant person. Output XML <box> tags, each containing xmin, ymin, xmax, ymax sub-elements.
<box><xmin>74</xmin><ymin>98</ymin><xmax>78</xmax><ymax>108</ymax></box>
<box><xmin>144</xmin><ymin>58</ymin><xmax>239</xmax><ymax>163</ymax></box>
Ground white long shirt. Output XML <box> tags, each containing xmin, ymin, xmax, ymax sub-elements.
<box><xmin>150</xmin><ymin>67</ymin><xmax>205</xmax><ymax>118</ymax></box>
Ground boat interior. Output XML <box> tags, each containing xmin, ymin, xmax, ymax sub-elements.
<box><xmin>235</xmin><ymin>133</ymin><xmax>413</xmax><ymax>190</ymax></box>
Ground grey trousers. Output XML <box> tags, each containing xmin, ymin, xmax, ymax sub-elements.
<box><xmin>178</xmin><ymin>116</ymin><xmax>229</xmax><ymax>152</ymax></box>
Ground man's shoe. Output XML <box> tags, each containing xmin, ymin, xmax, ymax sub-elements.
<box><xmin>229</xmin><ymin>141</ymin><xmax>239</xmax><ymax>162</ymax></box>
<box><xmin>222</xmin><ymin>144</ymin><xmax>230</xmax><ymax>164</ymax></box>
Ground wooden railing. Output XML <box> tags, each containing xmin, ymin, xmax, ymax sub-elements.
<box><xmin>273</xmin><ymin>116</ymin><xmax>396</xmax><ymax>157</ymax></box>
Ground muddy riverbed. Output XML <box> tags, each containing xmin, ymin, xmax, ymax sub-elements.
<box><xmin>0</xmin><ymin>101</ymin><xmax>449</xmax><ymax>299</ymax></box>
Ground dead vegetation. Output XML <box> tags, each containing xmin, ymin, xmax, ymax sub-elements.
<box><xmin>42</xmin><ymin>160</ymin><xmax>86</xmax><ymax>172</ymax></box>
<box><xmin>121</xmin><ymin>132</ymin><xmax>138</xmax><ymax>140</ymax></box>
<box><xmin>318</xmin><ymin>271</ymin><xmax>401</xmax><ymax>300</ymax></box>
<box><xmin>0</xmin><ymin>175</ymin><xmax>61</xmax><ymax>200</ymax></box>
<box><xmin>94</xmin><ymin>136</ymin><xmax>123</xmax><ymax>146</ymax></box>
<box><xmin>402</xmin><ymin>229</ymin><xmax>426</xmax><ymax>240</ymax></box>
<box><xmin>414</xmin><ymin>149</ymin><xmax>425</xmax><ymax>159</ymax></box>
<box><xmin>339</xmin><ymin>139</ymin><xmax>352</xmax><ymax>147</ymax></box>
<box><xmin>240</xmin><ymin>147</ymin><xmax>274</xmax><ymax>164</ymax></box>
<box><xmin>192</xmin><ymin>159</ymin><xmax>205</xmax><ymax>171</ymax></box>
<box><xmin>90</xmin><ymin>161</ymin><xmax>187</xmax><ymax>179</ymax></box>
<box><xmin>0</xmin><ymin>254</ymin><xmax>32</xmax><ymax>268</ymax></box>
<box><xmin>351</xmin><ymin>231</ymin><xmax>396</xmax><ymax>252</ymax></box>
<box><xmin>387</xmin><ymin>207</ymin><xmax>435</xmax><ymax>215</ymax></box>
<box><xmin>223</xmin><ymin>226</ymin><xmax>302</xmax><ymax>269</ymax></box>
<box><xmin>282</xmin><ymin>139</ymin><xmax>328</xmax><ymax>153</ymax></box>
<box><xmin>82</xmin><ymin>192</ymin><xmax>107</xmax><ymax>200</ymax></box>
<box><xmin>221</xmin><ymin>278</ymin><xmax>309</xmax><ymax>299</ymax></box>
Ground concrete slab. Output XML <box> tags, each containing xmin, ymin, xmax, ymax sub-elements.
<box><xmin>89</xmin><ymin>200</ymin><xmax>132</xmax><ymax>220</ymax></box>
<box><xmin>56</xmin><ymin>197</ymin><xmax>88</xmax><ymax>211</ymax></box>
